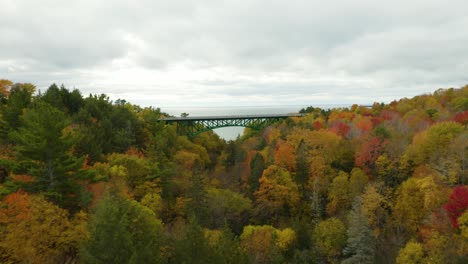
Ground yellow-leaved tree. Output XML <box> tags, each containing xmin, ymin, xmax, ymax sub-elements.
<box><xmin>0</xmin><ymin>191</ymin><xmax>87</xmax><ymax>263</ymax></box>
<box><xmin>254</xmin><ymin>165</ymin><xmax>300</xmax><ymax>223</ymax></box>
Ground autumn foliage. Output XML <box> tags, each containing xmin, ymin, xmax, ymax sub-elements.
<box><xmin>444</xmin><ymin>186</ymin><xmax>468</xmax><ymax>228</ymax></box>
<box><xmin>0</xmin><ymin>81</ymin><xmax>467</xmax><ymax>263</ymax></box>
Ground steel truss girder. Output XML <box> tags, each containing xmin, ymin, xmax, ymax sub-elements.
<box><xmin>170</xmin><ymin>117</ymin><xmax>282</xmax><ymax>137</ymax></box>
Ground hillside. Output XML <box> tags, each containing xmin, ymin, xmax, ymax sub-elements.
<box><xmin>0</xmin><ymin>80</ymin><xmax>467</xmax><ymax>263</ymax></box>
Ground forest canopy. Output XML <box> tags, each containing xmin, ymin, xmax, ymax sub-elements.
<box><xmin>0</xmin><ymin>80</ymin><xmax>467</xmax><ymax>263</ymax></box>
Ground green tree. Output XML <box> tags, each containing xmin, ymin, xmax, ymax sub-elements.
<box><xmin>214</xmin><ymin>224</ymin><xmax>249</xmax><ymax>264</ymax></box>
<box><xmin>206</xmin><ymin>188</ymin><xmax>252</xmax><ymax>232</ymax></box>
<box><xmin>106</xmin><ymin>153</ymin><xmax>156</xmax><ymax>199</ymax></box>
<box><xmin>80</xmin><ymin>191</ymin><xmax>164</xmax><ymax>264</ymax></box>
<box><xmin>248</xmin><ymin>152</ymin><xmax>264</xmax><ymax>197</ymax></box>
<box><xmin>342</xmin><ymin>197</ymin><xmax>375</xmax><ymax>264</ymax></box>
<box><xmin>9</xmin><ymin>102</ymin><xmax>91</xmax><ymax>209</ymax></box>
<box><xmin>173</xmin><ymin>217</ymin><xmax>219</xmax><ymax>264</ymax></box>
<box><xmin>1</xmin><ymin>83</ymin><xmax>34</xmax><ymax>132</ymax></box>
<box><xmin>187</xmin><ymin>173</ymin><xmax>209</xmax><ymax>225</ymax></box>
<box><xmin>313</xmin><ymin>218</ymin><xmax>346</xmax><ymax>263</ymax></box>
<box><xmin>40</xmin><ymin>84</ymin><xmax>84</xmax><ymax>114</ymax></box>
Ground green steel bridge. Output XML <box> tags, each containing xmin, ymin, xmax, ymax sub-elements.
<box><xmin>160</xmin><ymin>113</ymin><xmax>302</xmax><ymax>137</ymax></box>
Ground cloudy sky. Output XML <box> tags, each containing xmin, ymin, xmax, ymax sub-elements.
<box><xmin>1</xmin><ymin>0</ymin><xmax>467</xmax><ymax>110</ymax></box>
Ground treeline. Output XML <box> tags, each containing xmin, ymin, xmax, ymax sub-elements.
<box><xmin>0</xmin><ymin>79</ymin><xmax>467</xmax><ymax>263</ymax></box>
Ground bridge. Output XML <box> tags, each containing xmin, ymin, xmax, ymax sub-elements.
<box><xmin>160</xmin><ymin>113</ymin><xmax>302</xmax><ymax>137</ymax></box>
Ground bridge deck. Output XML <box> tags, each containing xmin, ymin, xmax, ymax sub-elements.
<box><xmin>160</xmin><ymin>113</ymin><xmax>302</xmax><ymax>121</ymax></box>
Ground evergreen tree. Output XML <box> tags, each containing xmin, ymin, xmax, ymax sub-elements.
<box><xmin>224</xmin><ymin>140</ymin><xmax>237</xmax><ymax>169</ymax></box>
<box><xmin>9</xmin><ymin>102</ymin><xmax>91</xmax><ymax>209</ymax></box>
<box><xmin>187</xmin><ymin>173</ymin><xmax>209</xmax><ymax>225</ymax></box>
<box><xmin>342</xmin><ymin>197</ymin><xmax>375</xmax><ymax>264</ymax></box>
<box><xmin>0</xmin><ymin>112</ymin><xmax>7</xmax><ymax>145</ymax></box>
<box><xmin>173</xmin><ymin>217</ymin><xmax>219</xmax><ymax>264</ymax></box>
<box><xmin>40</xmin><ymin>84</ymin><xmax>65</xmax><ymax>111</ymax></box>
<box><xmin>40</xmin><ymin>84</ymin><xmax>84</xmax><ymax>114</ymax></box>
<box><xmin>1</xmin><ymin>83</ymin><xmax>34</xmax><ymax>132</ymax></box>
<box><xmin>248</xmin><ymin>152</ymin><xmax>264</xmax><ymax>197</ymax></box>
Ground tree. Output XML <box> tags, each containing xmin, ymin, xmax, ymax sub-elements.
<box><xmin>9</xmin><ymin>102</ymin><xmax>91</xmax><ymax>209</ymax></box>
<box><xmin>342</xmin><ymin>197</ymin><xmax>375</xmax><ymax>264</ymax></box>
<box><xmin>0</xmin><ymin>191</ymin><xmax>87</xmax><ymax>263</ymax></box>
<box><xmin>40</xmin><ymin>84</ymin><xmax>65</xmax><ymax>111</ymax></box>
<box><xmin>140</xmin><ymin>193</ymin><xmax>163</xmax><ymax>218</ymax></box>
<box><xmin>240</xmin><ymin>225</ymin><xmax>293</xmax><ymax>263</ymax></box>
<box><xmin>0</xmin><ymin>112</ymin><xmax>7</xmax><ymax>144</ymax></box>
<box><xmin>313</xmin><ymin>218</ymin><xmax>346</xmax><ymax>263</ymax></box>
<box><xmin>274</xmin><ymin>140</ymin><xmax>296</xmax><ymax>171</ymax></box>
<box><xmin>248</xmin><ymin>152</ymin><xmax>264</xmax><ymax>197</ymax></box>
<box><xmin>254</xmin><ymin>165</ymin><xmax>300</xmax><ymax>223</ymax></box>
<box><xmin>0</xmin><ymin>79</ymin><xmax>13</xmax><ymax>103</ymax></box>
<box><xmin>223</xmin><ymin>140</ymin><xmax>243</xmax><ymax>170</ymax></box>
<box><xmin>213</xmin><ymin>224</ymin><xmax>249</xmax><ymax>264</ymax></box>
<box><xmin>459</xmin><ymin>211</ymin><xmax>468</xmax><ymax>239</ymax></box>
<box><xmin>326</xmin><ymin>171</ymin><xmax>350</xmax><ymax>216</ymax></box>
<box><xmin>349</xmin><ymin>168</ymin><xmax>368</xmax><ymax>199</ymax></box>
<box><xmin>173</xmin><ymin>217</ymin><xmax>219</xmax><ymax>264</ymax></box>
<box><xmin>295</xmin><ymin>139</ymin><xmax>309</xmax><ymax>196</ymax></box>
<box><xmin>405</xmin><ymin>122</ymin><xmax>464</xmax><ymax>183</ymax></box>
<box><xmin>444</xmin><ymin>185</ymin><xmax>468</xmax><ymax>228</ymax></box>
<box><xmin>40</xmin><ymin>84</ymin><xmax>84</xmax><ymax>114</ymax></box>
<box><xmin>206</xmin><ymin>188</ymin><xmax>252</xmax><ymax>232</ymax></box>
<box><xmin>355</xmin><ymin>136</ymin><xmax>387</xmax><ymax>175</ymax></box>
<box><xmin>187</xmin><ymin>173</ymin><xmax>209</xmax><ymax>225</ymax></box>
<box><xmin>396</xmin><ymin>241</ymin><xmax>425</xmax><ymax>264</ymax></box>
<box><xmin>392</xmin><ymin>178</ymin><xmax>427</xmax><ymax>235</ymax></box>
<box><xmin>1</xmin><ymin>82</ymin><xmax>34</xmax><ymax>132</ymax></box>
<box><xmin>361</xmin><ymin>184</ymin><xmax>389</xmax><ymax>237</ymax></box>
<box><xmin>393</xmin><ymin>174</ymin><xmax>448</xmax><ymax>235</ymax></box>
<box><xmin>106</xmin><ymin>152</ymin><xmax>156</xmax><ymax>199</ymax></box>
<box><xmin>80</xmin><ymin>191</ymin><xmax>164</xmax><ymax>264</ymax></box>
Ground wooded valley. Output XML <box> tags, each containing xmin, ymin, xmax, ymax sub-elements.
<box><xmin>0</xmin><ymin>79</ymin><xmax>467</xmax><ymax>263</ymax></box>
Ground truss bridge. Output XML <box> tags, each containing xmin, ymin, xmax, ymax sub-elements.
<box><xmin>160</xmin><ymin>113</ymin><xmax>302</xmax><ymax>137</ymax></box>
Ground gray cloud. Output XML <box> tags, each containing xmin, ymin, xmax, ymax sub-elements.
<box><xmin>1</xmin><ymin>0</ymin><xmax>467</xmax><ymax>107</ymax></box>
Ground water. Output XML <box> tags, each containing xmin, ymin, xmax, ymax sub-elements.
<box><xmin>161</xmin><ymin>104</ymin><xmax>349</xmax><ymax>140</ymax></box>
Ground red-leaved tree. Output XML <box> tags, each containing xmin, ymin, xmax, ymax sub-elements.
<box><xmin>444</xmin><ymin>185</ymin><xmax>468</xmax><ymax>228</ymax></box>
<box><xmin>454</xmin><ymin>111</ymin><xmax>468</xmax><ymax>125</ymax></box>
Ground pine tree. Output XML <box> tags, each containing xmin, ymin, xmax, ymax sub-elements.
<box><xmin>342</xmin><ymin>197</ymin><xmax>375</xmax><ymax>264</ymax></box>
<box><xmin>248</xmin><ymin>152</ymin><xmax>264</xmax><ymax>197</ymax></box>
<box><xmin>187</xmin><ymin>173</ymin><xmax>209</xmax><ymax>225</ymax></box>
<box><xmin>173</xmin><ymin>217</ymin><xmax>220</xmax><ymax>264</ymax></box>
<box><xmin>9</xmin><ymin>101</ymin><xmax>91</xmax><ymax>209</ymax></box>
<box><xmin>2</xmin><ymin>83</ymin><xmax>34</xmax><ymax>132</ymax></box>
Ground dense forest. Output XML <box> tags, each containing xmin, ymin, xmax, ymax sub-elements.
<box><xmin>0</xmin><ymin>79</ymin><xmax>467</xmax><ymax>263</ymax></box>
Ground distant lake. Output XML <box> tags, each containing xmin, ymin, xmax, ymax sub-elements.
<box><xmin>162</xmin><ymin>104</ymin><xmax>350</xmax><ymax>140</ymax></box>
